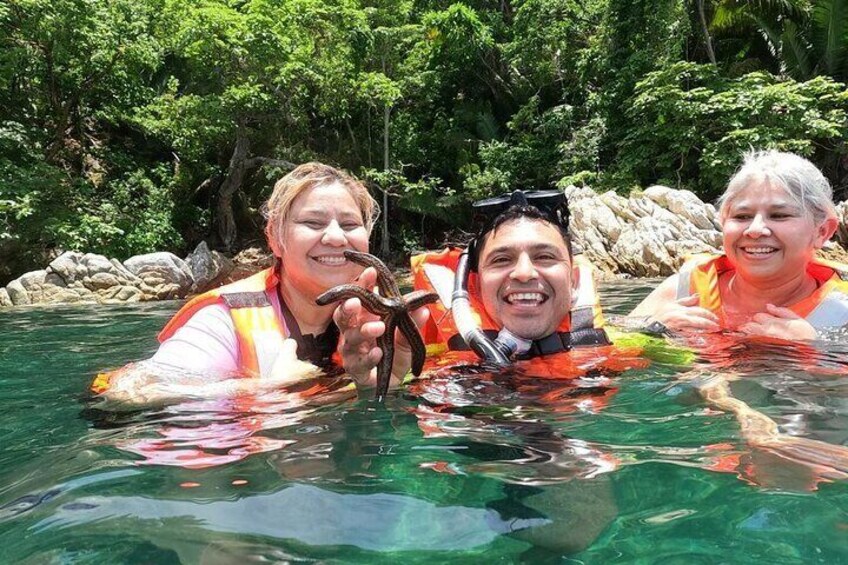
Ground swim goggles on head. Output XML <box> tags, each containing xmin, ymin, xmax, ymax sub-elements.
<box><xmin>468</xmin><ymin>189</ymin><xmax>570</xmax><ymax>271</ymax></box>
<box><xmin>472</xmin><ymin>189</ymin><xmax>569</xmax><ymax>233</ymax></box>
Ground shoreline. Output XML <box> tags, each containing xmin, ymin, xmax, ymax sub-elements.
<box><xmin>4</xmin><ymin>185</ymin><xmax>848</xmax><ymax>308</ymax></box>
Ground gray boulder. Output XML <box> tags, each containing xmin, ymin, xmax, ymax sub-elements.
<box><xmin>185</xmin><ymin>241</ymin><xmax>234</xmax><ymax>293</ymax></box>
<box><xmin>563</xmin><ymin>185</ymin><xmax>726</xmax><ymax>277</ymax></box>
<box><xmin>611</xmin><ymin>216</ymin><xmax>678</xmax><ymax>277</ymax></box>
<box><xmin>5</xmin><ymin>269</ymin><xmax>82</xmax><ymax>305</ymax></box>
<box><xmin>124</xmin><ymin>252</ymin><xmax>194</xmax><ymax>300</ymax></box>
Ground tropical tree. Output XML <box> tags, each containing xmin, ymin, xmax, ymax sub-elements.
<box><xmin>136</xmin><ymin>0</ymin><xmax>369</xmax><ymax>249</ymax></box>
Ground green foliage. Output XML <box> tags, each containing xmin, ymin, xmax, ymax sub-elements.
<box><xmin>615</xmin><ymin>61</ymin><xmax>848</xmax><ymax>198</ymax></box>
<box><xmin>4</xmin><ymin>0</ymin><xmax>848</xmax><ymax>282</ymax></box>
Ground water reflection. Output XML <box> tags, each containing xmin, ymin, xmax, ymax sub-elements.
<box><xmin>1</xmin><ymin>287</ymin><xmax>847</xmax><ymax>561</ymax></box>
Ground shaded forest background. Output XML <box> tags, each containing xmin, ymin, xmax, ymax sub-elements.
<box><xmin>3</xmin><ymin>0</ymin><xmax>848</xmax><ymax>283</ymax></box>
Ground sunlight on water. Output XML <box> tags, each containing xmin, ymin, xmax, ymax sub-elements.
<box><xmin>0</xmin><ymin>284</ymin><xmax>847</xmax><ymax>562</ymax></box>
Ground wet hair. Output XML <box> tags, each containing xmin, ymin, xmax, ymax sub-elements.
<box><xmin>472</xmin><ymin>205</ymin><xmax>572</xmax><ymax>270</ymax></box>
<box><xmin>263</xmin><ymin>162</ymin><xmax>379</xmax><ymax>257</ymax></box>
<box><xmin>718</xmin><ymin>150</ymin><xmax>836</xmax><ymax>224</ymax></box>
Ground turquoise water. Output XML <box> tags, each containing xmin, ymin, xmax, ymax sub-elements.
<box><xmin>0</xmin><ymin>282</ymin><xmax>846</xmax><ymax>563</ymax></box>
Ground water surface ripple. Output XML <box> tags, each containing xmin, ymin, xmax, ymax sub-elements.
<box><xmin>0</xmin><ymin>284</ymin><xmax>846</xmax><ymax>562</ymax></box>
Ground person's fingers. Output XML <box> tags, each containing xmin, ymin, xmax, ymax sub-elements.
<box><xmin>359</xmin><ymin>320</ymin><xmax>386</xmax><ymax>341</ymax></box>
<box><xmin>680</xmin><ymin>317</ymin><xmax>720</xmax><ymax>332</ymax></box>
<box><xmin>334</xmin><ymin>297</ymin><xmax>362</xmax><ymax>330</ymax></box>
<box><xmin>751</xmin><ymin>312</ymin><xmax>774</xmax><ymax>324</ymax></box>
<box><xmin>411</xmin><ymin>305</ymin><xmax>430</xmax><ymax>330</ymax></box>
<box><xmin>366</xmin><ymin>346</ymin><xmax>383</xmax><ymax>366</ymax></box>
<box><xmin>677</xmin><ymin>294</ymin><xmax>700</xmax><ymax>306</ymax></box>
<box><xmin>664</xmin><ymin>307</ymin><xmax>720</xmax><ymax>331</ymax></box>
<box><xmin>737</xmin><ymin>322</ymin><xmax>761</xmax><ymax>334</ymax></box>
<box><xmin>341</xmin><ymin>320</ymin><xmax>386</xmax><ymax>350</ymax></box>
<box><xmin>765</xmin><ymin>304</ymin><xmax>801</xmax><ymax>319</ymax></box>
<box><xmin>355</xmin><ymin>267</ymin><xmax>378</xmax><ymax>290</ymax></box>
<box><xmin>686</xmin><ymin>307</ymin><xmax>720</xmax><ymax>324</ymax></box>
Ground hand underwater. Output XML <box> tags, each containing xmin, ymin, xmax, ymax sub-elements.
<box><xmin>737</xmin><ymin>304</ymin><xmax>818</xmax><ymax>341</ymax></box>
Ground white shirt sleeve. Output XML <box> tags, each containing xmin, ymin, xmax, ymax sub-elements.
<box><xmin>152</xmin><ymin>303</ymin><xmax>240</xmax><ymax>374</ymax></box>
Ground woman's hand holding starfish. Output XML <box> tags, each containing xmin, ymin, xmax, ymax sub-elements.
<box><xmin>332</xmin><ymin>265</ymin><xmax>431</xmax><ymax>393</ymax></box>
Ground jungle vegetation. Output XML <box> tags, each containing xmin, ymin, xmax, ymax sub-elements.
<box><xmin>2</xmin><ymin>0</ymin><xmax>848</xmax><ymax>281</ymax></box>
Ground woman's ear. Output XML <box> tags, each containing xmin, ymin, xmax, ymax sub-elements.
<box><xmin>814</xmin><ymin>216</ymin><xmax>839</xmax><ymax>248</ymax></box>
<box><xmin>571</xmin><ymin>263</ymin><xmax>580</xmax><ymax>305</ymax></box>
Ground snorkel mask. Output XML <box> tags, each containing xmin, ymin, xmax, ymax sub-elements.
<box><xmin>452</xmin><ymin>190</ymin><xmax>571</xmax><ymax>364</ymax></box>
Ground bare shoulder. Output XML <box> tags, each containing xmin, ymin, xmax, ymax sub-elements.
<box><xmin>629</xmin><ymin>274</ymin><xmax>681</xmax><ymax>317</ymax></box>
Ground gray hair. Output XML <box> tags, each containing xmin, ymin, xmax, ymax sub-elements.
<box><xmin>718</xmin><ymin>149</ymin><xmax>836</xmax><ymax>224</ymax></box>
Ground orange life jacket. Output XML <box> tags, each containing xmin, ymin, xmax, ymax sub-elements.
<box><xmin>91</xmin><ymin>268</ymin><xmax>345</xmax><ymax>395</ymax></box>
<box><xmin>157</xmin><ymin>267</ymin><xmax>290</xmax><ymax>377</ymax></box>
<box><xmin>677</xmin><ymin>254</ymin><xmax>848</xmax><ymax>329</ymax></box>
<box><xmin>411</xmin><ymin>248</ymin><xmax>609</xmax><ymax>356</ymax></box>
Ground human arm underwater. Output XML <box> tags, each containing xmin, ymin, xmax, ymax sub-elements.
<box><xmin>609</xmin><ymin>324</ymin><xmax>848</xmax><ymax>486</ymax></box>
<box><xmin>692</xmin><ymin>371</ymin><xmax>848</xmax><ymax>485</ymax></box>
<box><xmin>91</xmin><ymin>338</ymin><xmax>322</xmax><ymax>410</ymax></box>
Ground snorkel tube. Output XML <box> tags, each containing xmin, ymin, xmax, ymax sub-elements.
<box><xmin>451</xmin><ymin>245</ymin><xmax>511</xmax><ymax>365</ymax></box>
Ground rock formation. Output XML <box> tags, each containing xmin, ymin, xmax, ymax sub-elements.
<box><xmin>2</xmin><ymin>185</ymin><xmax>848</xmax><ymax>306</ymax></box>
<box><xmin>0</xmin><ymin>243</ymin><xmax>242</xmax><ymax>307</ymax></box>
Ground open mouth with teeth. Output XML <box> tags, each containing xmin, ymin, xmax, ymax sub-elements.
<box><xmin>740</xmin><ymin>245</ymin><xmax>779</xmax><ymax>257</ymax></box>
<box><xmin>503</xmin><ymin>291</ymin><xmax>549</xmax><ymax>306</ymax></box>
<box><xmin>312</xmin><ymin>255</ymin><xmax>348</xmax><ymax>266</ymax></box>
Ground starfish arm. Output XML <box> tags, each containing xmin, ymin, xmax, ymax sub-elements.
<box><xmin>375</xmin><ymin>323</ymin><xmax>396</xmax><ymax>400</ymax></box>
<box><xmin>404</xmin><ymin>290</ymin><xmax>439</xmax><ymax>311</ymax></box>
<box><xmin>315</xmin><ymin>285</ymin><xmax>392</xmax><ymax>316</ymax></box>
<box><xmin>343</xmin><ymin>250</ymin><xmax>401</xmax><ymax>298</ymax></box>
<box><xmin>396</xmin><ymin>312</ymin><xmax>427</xmax><ymax>377</ymax></box>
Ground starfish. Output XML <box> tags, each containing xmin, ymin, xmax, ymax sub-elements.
<box><xmin>316</xmin><ymin>250</ymin><xmax>438</xmax><ymax>401</ymax></box>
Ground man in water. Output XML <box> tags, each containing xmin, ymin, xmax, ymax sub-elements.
<box><xmin>335</xmin><ymin>191</ymin><xmax>621</xmax><ymax>554</ymax></box>
<box><xmin>337</xmin><ymin>190</ymin><xmax>615</xmax><ymax>377</ymax></box>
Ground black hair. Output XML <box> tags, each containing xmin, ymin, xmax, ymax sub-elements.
<box><xmin>470</xmin><ymin>205</ymin><xmax>572</xmax><ymax>271</ymax></box>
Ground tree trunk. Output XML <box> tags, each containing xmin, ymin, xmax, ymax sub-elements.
<box><xmin>217</xmin><ymin>125</ymin><xmax>251</xmax><ymax>250</ymax></box>
<box><xmin>696</xmin><ymin>0</ymin><xmax>717</xmax><ymax>65</ymax></box>
<box><xmin>215</xmin><ymin>123</ymin><xmax>295</xmax><ymax>250</ymax></box>
<box><xmin>380</xmin><ymin>104</ymin><xmax>391</xmax><ymax>258</ymax></box>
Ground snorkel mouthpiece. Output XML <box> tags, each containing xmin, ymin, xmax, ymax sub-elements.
<box><xmin>493</xmin><ymin>328</ymin><xmax>532</xmax><ymax>358</ymax></box>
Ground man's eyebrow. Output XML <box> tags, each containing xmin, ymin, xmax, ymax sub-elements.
<box><xmin>485</xmin><ymin>243</ymin><xmax>563</xmax><ymax>255</ymax></box>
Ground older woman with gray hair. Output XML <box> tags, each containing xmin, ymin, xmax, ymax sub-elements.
<box><xmin>631</xmin><ymin>149</ymin><xmax>848</xmax><ymax>341</ymax></box>
<box><xmin>629</xmin><ymin>150</ymin><xmax>848</xmax><ymax>485</ymax></box>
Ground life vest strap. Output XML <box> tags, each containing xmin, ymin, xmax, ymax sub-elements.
<box><xmin>221</xmin><ymin>291</ymin><xmax>271</xmax><ymax>309</ymax></box>
<box><xmin>446</xmin><ymin>327</ymin><xmax>611</xmax><ymax>358</ymax></box>
<box><xmin>519</xmin><ymin>328</ymin><xmax>611</xmax><ymax>358</ymax></box>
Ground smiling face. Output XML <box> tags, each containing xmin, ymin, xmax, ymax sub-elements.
<box><xmin>721</xmin><ymin>178</ymin><xmax>835</xmax><ymax>286</ymax></box>
<box><xmin>476</xmin><ymin>218</ymin><xmax>573</xmax><ymax>340</ymax></box>
<box><xmin>280</xmin><ymin>181</ymin><xmax>370</xmax><ymax>298</ymax></box>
